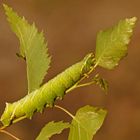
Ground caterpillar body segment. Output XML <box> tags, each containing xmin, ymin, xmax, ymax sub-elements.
<box><xmin>1</xmin><ymin>53</ymin><xmax>95</xmax><ymax>126</ymax></box>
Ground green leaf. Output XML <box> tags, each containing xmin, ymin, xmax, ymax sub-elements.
<box><xmin>3</xmin><ymin>4</ymin><xmax>51</xmax><ymax>93</ymax></box>
<box><xmin>95</xmin><ymin>17</ymin><xmax>137</xmax><ymax>69</ymax></box>
<box><xmin>68</xmin><ymin>105</ymin><xmax>107</xmax><ymax>140</ymax></box>
<box><xmin>36</xmin><ymin>121</ymin><xmax>70</xmax><ymax>140</ymax></box>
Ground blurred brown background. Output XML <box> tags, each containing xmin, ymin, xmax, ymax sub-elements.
<box><xmin>0</xmin><ymin>0</ymin><xmax>140</xmax><ymax>140</ymax></box>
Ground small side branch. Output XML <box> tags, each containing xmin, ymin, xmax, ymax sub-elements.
<box><xmin>0</xmin><ymin>116</ymin><xmax>26</xmax><ymax>140</ymax></box>
<box><xmin>0</xmin><ymin>129</ymin><xmax>21</xmax><ymax>140</ymax></box>
<box><xmin>54</xmin><ymin>105</ymin><xmax>75</xmax><ymax>120</ymax></box>
<box><xmin>54</xmin><ymin>105</ymin><xmax>82</xmax><ymax>127</ymax></box>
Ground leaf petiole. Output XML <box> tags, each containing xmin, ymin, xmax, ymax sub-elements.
<box><xmin>54</xmin><ymin>105</ymin><xmax>75</xmax><ymax>120</ymax></box>
<box><xmin>0</xmin><ymin>129</ymin><xmax>21</xmax><ymax>140</ymax></box>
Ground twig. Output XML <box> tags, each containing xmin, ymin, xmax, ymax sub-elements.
<box><xmin>54</xmin><ymin>105</ymin><xmax>75</xmax><ymax>120</ymax></box>
<box><xmin>66</xmin><ymin>66</ymin><xmax>96</xmax><ymax>93</ymax></box>
<box><xmin>0</xmin><ymin>129</ymin><xmax>21</xmax><ymax>140</ymax></box>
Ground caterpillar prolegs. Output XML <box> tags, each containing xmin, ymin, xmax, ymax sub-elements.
<box><xmin>1</xmin><ymin>53</ymin><xmax>95</xmax><ymax>126</ymax></box>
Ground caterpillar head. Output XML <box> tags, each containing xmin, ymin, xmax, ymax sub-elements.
<box><xmin>1</xmin><ymin>103</ymin><xmax>14</xmax><ymax>126</ymax></box>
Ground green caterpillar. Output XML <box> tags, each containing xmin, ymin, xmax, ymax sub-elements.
<box><xmin>1</xmin><ymin>53</ymin><xmax>95</xmax><ymax>126</ymax></box>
